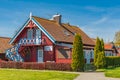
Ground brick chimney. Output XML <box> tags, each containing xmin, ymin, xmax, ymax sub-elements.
<box><xmin>52</xmin><ymin>14</ymin><xmax>61</xmax><ymax>24</ymax></box>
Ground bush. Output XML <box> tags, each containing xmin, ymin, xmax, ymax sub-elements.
<box><xmin>45</xmin><ymin>62</ymin><xmax>72</xmax><ymax>71</ymax></box>
<box><xmin>22</xmin><ymin>62</ymin><xmax>45</xmax><ymax>70</ymax></box>
<box><xmin>105</xmin><ymin>56</ymin><xmax>120</xmax><ymax>68</ymax></box>
<box><xmin>0</xmin><ymin>61</ymin><xmax>72</xmax><ymax>71</ymax></box>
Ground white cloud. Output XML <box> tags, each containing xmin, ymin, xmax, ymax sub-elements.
<box><xmin>84</xmin><ymin>6</ymin><xmax>105</xmax><ymax>12</ymax></box>
<box><xmin>92</xmin><ymin>17</ymin><xmax>108</xmax><ymax>25</ymax></box>
<box><xmin>80</xmin><ymin>16</ymin><xmax>120</xmax><ymax>42</ymax></box>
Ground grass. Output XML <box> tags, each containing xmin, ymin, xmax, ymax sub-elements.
<box><xmin>96</xmin><ymin>69</ymin><xmax>106</xmax><ymax>72</ymax></box>
<box><xmin>0</xmin><ymin>69</ymin><xmax>79</xmax><ymax>80</ymax></box>
<box><xmin>105</xmin><ymin>67</ymin><xmax>120</xmax><ymax>78</ymax></box>
<box><xmin>95</xmin><ymin>66</ymin><xmax>120</xmax><ymax>78</ymax></box>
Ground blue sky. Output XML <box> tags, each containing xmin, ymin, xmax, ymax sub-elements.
<box><xmin>0</xmin><ymin>0</ymin><xmax>120</xmax><ymax>42</ymax></box>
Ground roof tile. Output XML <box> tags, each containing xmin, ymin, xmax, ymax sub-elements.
<box><xmin>0</xmin><ymin>37</ymin><xmax>12</xmax><ymax>53</ymax></box>
<box><xmin>33</xmin><ymin>16</ymin><xmax>95</xmax><ymax>45</ymax></box>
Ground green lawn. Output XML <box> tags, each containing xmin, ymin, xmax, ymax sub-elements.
<box><xmin>105</xmin><ymin>67</ymin><xmax>120</xmax><ymax>78</ymax></box>
<box><xmin>0</xmin><ymin>69</ymin><xmax>79</xmax><ymax>80</ymax></box>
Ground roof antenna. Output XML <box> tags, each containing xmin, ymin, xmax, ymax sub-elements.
<box><xmin>30</xmin><ymin>12</ymin><xmax>32</xmax><ymax>20</ymax></box>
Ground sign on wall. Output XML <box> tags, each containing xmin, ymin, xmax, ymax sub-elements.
<box><xmin>44</xmin><ymin>46</ymin><xmax>53</xmax><ymax>51</ymax></box>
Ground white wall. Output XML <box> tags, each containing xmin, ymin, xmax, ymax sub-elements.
<box><xmin>105</xmin><ymin>51</ymin><xmax>114</xmax><ymax>56</ymax></box>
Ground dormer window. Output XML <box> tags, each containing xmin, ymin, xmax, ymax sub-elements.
<box><xmin>64</xmin><ymin>30</ymin><xmax>70</xmax><ymax>36</ymax></box>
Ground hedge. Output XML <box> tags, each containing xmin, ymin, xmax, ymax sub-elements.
<box><xmin>0</xmin><ymin>60</ymin><xmax>72</xmax><ymax>71</ymax></box>
<box><xmin>105</xmin><ymin>56</ymin><xmax>120</xmax><ymax>67</ymax></box>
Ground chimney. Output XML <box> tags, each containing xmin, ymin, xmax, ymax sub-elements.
<box><xmin>52</xmin><ymin>14</ymin><xmax>61</xmax><ymax>24</ymax></box>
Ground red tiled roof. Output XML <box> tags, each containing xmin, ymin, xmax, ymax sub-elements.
<box><xmin>91</xmin><ymin>38</ymin><xmax>96</xmax><ymax>43</ymax></box>
<box><xmin>0</xmin><ymin>37</ymin><xmax>12</xmax><ymax>53</ymax></box>
<box><xmin>33</xmin><ymin>16</ymin><xmax>95</xmax><ymax>45</ymax></box>
<box><xmin>104</xmin><ymin>44</ymin><xmax>113</xmax><ymax>50</ymax></box>
<box><xmin>92</xmin><ymin>38</ymin><xmax>114</xmax><ymax>51</ymax></box>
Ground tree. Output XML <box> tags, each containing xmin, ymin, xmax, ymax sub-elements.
<box><xmin>96</xmin><ymin>39</ymin><xmax>106</xmax><ymax>68</ymax></box>
<box><xmin>114</xmin><ymin>31</ymin><xmax>120</xmax><ymax>46</ymax></box>
<box><xmin>94</xmin><ymin>37</ymin><xmax>101</xmax><ymax>67</ymax></box>
<box><xmin>96</xmin><ymin>51</ymin><xmax>105</xmax><ymax>68</ymax></box>
<box><xmin>94</xmin><ymin>38</ymin><xmax>105</xmax><ymax>69</ymax></box>
<box><xmin>101</xmin><ymin>39</ymin><xmax>104</xmax><ymax>52</ymax></box>
<box><xmin>71</xmin><ymin>34</ymin><xmax>84</xmax><ymax>71</ymax></box>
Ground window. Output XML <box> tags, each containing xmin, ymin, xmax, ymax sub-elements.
<box><xmin>105</xmin><ymin>52</ymin><xmax>107</xmax><ymax>56</ymax></box>
<box><xmin>90</xmin><ymin>51</ymin><xmax>93</xmax><ymax>58</ymax></box>
<box><xmin>44</xmin><ymin>46</ymin><xmax>53</xmax><ymax>51</ymax></box>
<box><xmin>27</xmin><ymin>29</ymin><xmax>33</xmax><ymax>39</ymax></box>
<box><xmin>63</xmin><ymin>30</ymin><xmax>70</xmax><ymax>36</ymax></box>
<box><xmin>36</xmin><ymin>29</ymin><xmax>41</xmax><ymax>39</ymax></box>
<box><xmin>83</xmin><ymin>51</ymin><xmax>86</xmax><ymax>58</ymax></box>
<box><xmin>57</xmin><ymin>48</ymin><xmax>71</xmax><ymax>59</ymax></box>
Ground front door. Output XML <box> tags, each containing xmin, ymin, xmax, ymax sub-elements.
<box><xmin>37</xmin><ymin>49</ymin><xmax>43</xmax><ymax>62</ymax></box>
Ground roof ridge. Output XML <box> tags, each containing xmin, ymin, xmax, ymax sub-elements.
<box><xmin>62</xmin><ymin>23</ymin><xmax>78</xmax><ymax>28</ymax></box>
<box><xmin>32</xmin><ymin>16</ymin><xmax>56</xmax><ymax>23</ymax></box>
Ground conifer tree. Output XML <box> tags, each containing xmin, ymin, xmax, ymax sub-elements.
<box><xmin>96</xmin><ymin>51</ymin><xmax>105</xmax><ymax>68</ymax></box>
<box><xmin>71</xmin><ymin>34</ymin><xmax>84</xmax><ymax>71</ymax></box>
<box><xmin>94</xmin><ymin>38</ymin><xmax>105</xmax><ymax>69</ymax></box>
<box><xmin>99</xmin><ymin>39</ymin><xmax>106</xmax><ymax>68</ymax></box>
<box><xmin>94</xmin><ymin>37</ymin><xmax>100</xmax><ymax>67</ymax></box>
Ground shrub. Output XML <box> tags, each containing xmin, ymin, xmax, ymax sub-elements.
<box><xmin>0</xmin><ymin>61</ymin><xmax>72</xmax><ymax>71</ymax></box>
<box><xmin>105</xmin><ymin>56</ymin><xmax>120</xmax><ymax>67</ymax></box>
<box><xmin>22</xmin><ymin>62</ymin><xmax>45</xmax><ymax>70</ymax></box>
<box><xmin>45</xmin><ymin>62</ymin><xmax>72</xmax><ymax>71</ymax></box>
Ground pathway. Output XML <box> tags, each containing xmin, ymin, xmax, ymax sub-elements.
<box><xmin>74</xmin><ymin>72</ymin><xmax>120</xmax><ymax>80</ymax></box>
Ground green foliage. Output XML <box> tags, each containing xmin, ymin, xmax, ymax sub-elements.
<box><xmin>94</xmin><ymin>37</ymin><xmax>100</xmax><ymax>66</ymax></box>
<box><xmin>101</xmin><ymin>39</ymin><xmax>106</xmax><ymax>67</ymax></box>
<box><xmin>71</xmin><ymin>34</ymin><xmax>84</xmax><ymax>71</ymax></box>
<box><xmin>105</xmin><ymin>56</ymin><xmax>120</xmax><ymax>67</ymax></box>
<box><xmin>94</xmin><ymin>37</ymin><xmax>105</xmax><ymax>69</ymax></box>
<box><xmin>96</xmin><ymin>52</ymin><xmax>105</xmax><ymax>68</ymax></box>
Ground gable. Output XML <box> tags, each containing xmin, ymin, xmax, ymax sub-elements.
<box><xmin>10</xmin><ymin>19</ymin><xmax>30</xmax><ymax>44</ymax></box>
<box><xmin>10</xmin><ymin>18</ymin><xmax>56</xmax><ymax>44</ymax></box>
<box><xmin>32</xmin><ymin>18</ymin><xmax>56</xmax><ymax>43</ymax></box>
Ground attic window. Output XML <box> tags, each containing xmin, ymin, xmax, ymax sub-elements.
<box><xmin>64</xmin><ymin>30</ymin><xmax>70</xmax><ymax>36</ymax></box>
<box><xmin>73</xmin><ymin>32</ymin><xmax>76</xmax><ymax>35</ymax></box>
